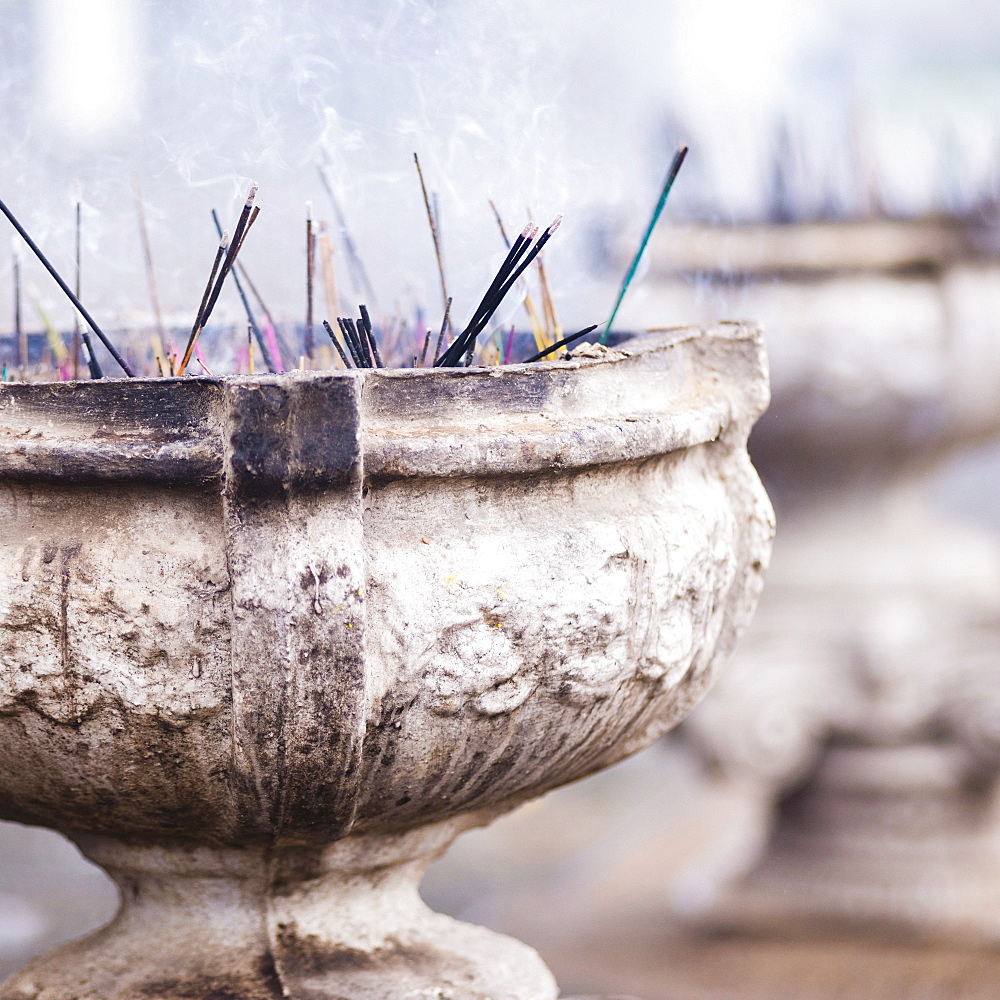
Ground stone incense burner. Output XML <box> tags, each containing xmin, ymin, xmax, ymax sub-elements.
<box><xmin>0</xmin><ymin>325</ymin><xmax>773</xmax><ymax>1000</ymax></box>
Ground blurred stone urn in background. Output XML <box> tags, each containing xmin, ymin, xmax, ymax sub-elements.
<box><xmin>0</xmin><ymin>326</ymin><xmax>773</xmax><ymax>1000</ymax></box>
<box><xmin>647</xmin><ymin>218</ymin><xmax>1000</xmax><ymax>943</ymax></box>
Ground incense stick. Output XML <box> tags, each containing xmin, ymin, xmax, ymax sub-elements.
<box><xmin>305</xmin><ymin>203</ymin><xmax>316</xmax><ymax>360</ymax></box>
<box><xmin>436</xmin><ymin>222</ymin><xmax>534</xmax><ymax>366</ymax></box>
<box><xmin>600</xmin><ymin>143</ymin><xmax>688</xmax><ymax>344</ymax></box>
<box><xmin>177</xmin><ymin>231</ymin><xmax>228</xmax><ymax>377</ymax></box>
<box><xmin>490</xmin><ymin>201</ymin><xmax>546</xmax><ymax>349</ymax></box>
<box><xmin>359</xmin><ymin>304</ymin><xmax>383</xmax><ymax>368</ymax></box>
<box><xmin>72</xmin><ymin>200</ymin><xmax>81</xmax><ymax>379</ymax></box>
<box><xmin>211</xmin><ymin>209</ymin><xmax>275</xmax><ymax>372</ymax></box>
<box><xmin>0</xmin><ymin>194</ymin><xmax>134</xmax><ymax>376</ymax></box>
<box><xmin>524</xmin><ymin>325</ymin><xmax>597</xmax><ymax>363</ymax></box>
<box><xmin>178</xmin><ymin>182</ymin><xmax>259</xmax><ymax>375</ymax></box>
<box><xmin>438</xmin><ymin>216</ymin><xmax>563</xmax><ymax>367</ymax></box>
<box><xmin>323</xmin><ymin>319</ymin><xmax>353</xmax><ymax>369</ymax></box>
<box><xmin>414</xmin><ymin>152</ymin><xmax>449</xmax><ymax>314</ymax></box>
<box><xmin>316</xmin><ymin>162</ymin><xmax>377</xmax><ymax>305</ymax></box>
<box><xmin>133</xmin><ymin>175</ymin><xmax>167</xmax><ymax>357</ymax></box>
<box><xmin>423</xmin><ymin>296</ymin><xmax>451</xmax><ymax>367</ymax></box>
<box><xmin>337</xmin><ymin>317</ymin><xmax>365</xmax><ymax>368</ymax></box>
<box><xmin>345</xmin><ymin>317</ymin><xmax>372</xmax><ymax>367</ymax></box>
<box><xmin>318</xmin><ymin>221</ymin><xmax>340</xmax><ymax>320</ymax></box>
<box><xmin>12</xmin><ymin>244</ymin><xmax>24</xmax><ymax>369</ymax></box>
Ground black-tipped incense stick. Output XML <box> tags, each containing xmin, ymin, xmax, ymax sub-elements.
<box><xmin>414</xmin><ymin>152</ymin><xmax>449</xmax><ymax>313</ymax></box>
<box><xmin>600</xmin><ymin>143</ymin><xmax>688</xmax><ymax>343</ymax></box>
<box><xmin>438</xmin><ymin>216</ymin><xmax>563</xmax><ymax>367</ymax></box>
<box><xmin>323</xmin><ymin>319</ymin><xmax>353</xmax><ymax>369</ymax></box>
<box><xmin>359</xmin><ymin>304</ymin><xmax>383</xmax><ymax>368</ymax></box>
<box><xmin>212</xmin><ymin>209</ymin><xmax>275</xmax><ymax>372</ymax></box>
<box><xmin>524</xmin><ymin>325</ymin><xmax>598</xmax><ymax>362</ymax></box>
<box><xmin>0</xmin><ymin>194</ymin><xmax>134</xmax><ymax>376</ymax></box>
<box><xmin>486</xmin><ymin>216</ymin><xmax>561</xmax><ymax>314</ymax></box>
<box><xmin>436</xmin><ymin>222</ymin><xmax>534</xmax><ymax>366</ymax></box>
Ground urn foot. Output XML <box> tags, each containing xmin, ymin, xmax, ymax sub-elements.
<box><xmin>0</xmin><ymin>824</ymin><xmax>557</xmax><ymax>1000</ymax></box>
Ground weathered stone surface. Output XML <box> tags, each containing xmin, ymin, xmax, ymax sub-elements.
<box><xmin>0</xmin><ymin>325</ymin><xmax>773</xmax><ymax>1000</ymax></box>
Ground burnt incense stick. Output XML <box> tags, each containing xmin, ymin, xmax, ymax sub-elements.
<box><xmin>359</xmin><ymin>304</ymin><xmax>383</xmax><ymax>368</ymax></box>
<box><xmin>133</xmin><ymin>176</ymin><xmax>167</xmax><ymax>356</ymax></box>
<box><xmin>337</xmin><ymin>317</ymin><xmax>365</xmax><ymax>368</ymax></box>
<box><xmin>600</xmin><ymin>143</ymin><xmax>688</xmax><ymax>344</ymax></box>
<box><xmin>305</xmin><ymin>203</ymin><xmax>316</xmax><ymax>360</ymax></box>
<box><xmin>178</xmin><ymin>183</ymin><xmax>259</xmax><ymax>375</ymax></box>
<box><xmin>0</xmin><ymin>194</ymin><xmax>134</xmax><ymax>376</ymax></box>
<box><xmin>316</xmin><ymin>162</ymin><xmax>377</xmax><ymax>305</ymax></box>
<box><xmin>524</xmin><ymin>325</ymin><xmax>598</xmax><ymax>363</ymax></box>
<box><xmin>345</xmin><ymin>317</ymin><xmax>372</xmax><ymax>367</ymax></box>
<box><xmin>235</xmin><ymin>204</ymin><xmax>260</xmax><ymax>259</ymax></box>
<box><xmin>228</xmin><ymin>183</ymin><xmax>259</xmax><ymax>263</ymax></box>
<box><xmin>212</xmin><ymin>210</ymin><xmax>274</xmax><ymax>372</ymax></box>
<box><xmin>414</xmin><ymin>152</ymin><xmax>449</xmax><ymax>313</ymax></box>
<box><xmin>323</xmin><ymin>319</ymin><xmax>353</xmax><ymax>369</ymax></box>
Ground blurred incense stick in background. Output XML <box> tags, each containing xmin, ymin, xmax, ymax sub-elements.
<box><xmin>305</xmin><ymin>202</ymin><xmax>316</xmax><ymax>362</ymax></box>
<box><xmin>133</xmin><ymin>176</ymin><xmax>166</xmax><ymax>361</ymax></box>
<box><xmin>414</xmin><ymin>152</ymin><xmax>449</xmax><ymax>316</ymax></box>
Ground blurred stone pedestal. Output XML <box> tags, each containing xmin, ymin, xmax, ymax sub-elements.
<box><xmin>546</xmin><ymin>921</ymin><xmax>1000</xmax><ymax>1000</ymax></box>
<box><xmin>682</xmin><ymin>483</ymin><xmax>1000</xmax><ymax>945</ymax></box>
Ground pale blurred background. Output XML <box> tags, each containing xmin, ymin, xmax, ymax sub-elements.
<box><xmin>3</xmin><ymin>1</ymin><xmax>1000</xmax><ymax>996</ymax></box>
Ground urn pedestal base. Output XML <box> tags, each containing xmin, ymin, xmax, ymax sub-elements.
<box><xmin>1</xmin><ymin>822</ymin><xmax>557</xmax><ymax>1000</ymax></box>
<box><xmin>704</xmin><ymin>743</ymin><xmax>1000</xmax><ymax>945</ymax></box>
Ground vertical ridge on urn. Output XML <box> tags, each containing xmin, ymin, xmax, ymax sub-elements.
<box><xmin>222</xmin><ymin>374</ymin><xmax>368</xmax><ymax>844</ymax></box>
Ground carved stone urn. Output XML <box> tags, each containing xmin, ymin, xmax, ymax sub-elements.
<box><xmin>0</xmin><ymin>325</ymin><xmax>773</xmax><ymax>1000</ymax></box>
<box><xmin>657</xmin><ymin>220</ymin><xmax>1000</xmax><ymax>944</ymax></box>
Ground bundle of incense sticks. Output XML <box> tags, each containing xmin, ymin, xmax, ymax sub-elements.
<box><xmin>0</xmin><ymin>146</ymin><xmax>687</xmax><ymax>380</ymax></box>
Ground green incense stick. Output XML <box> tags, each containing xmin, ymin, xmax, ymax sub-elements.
<box><xmin>600</xmin><ymin>144</ymin><xmax>688</xmax><ymax>344</ymax></box>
